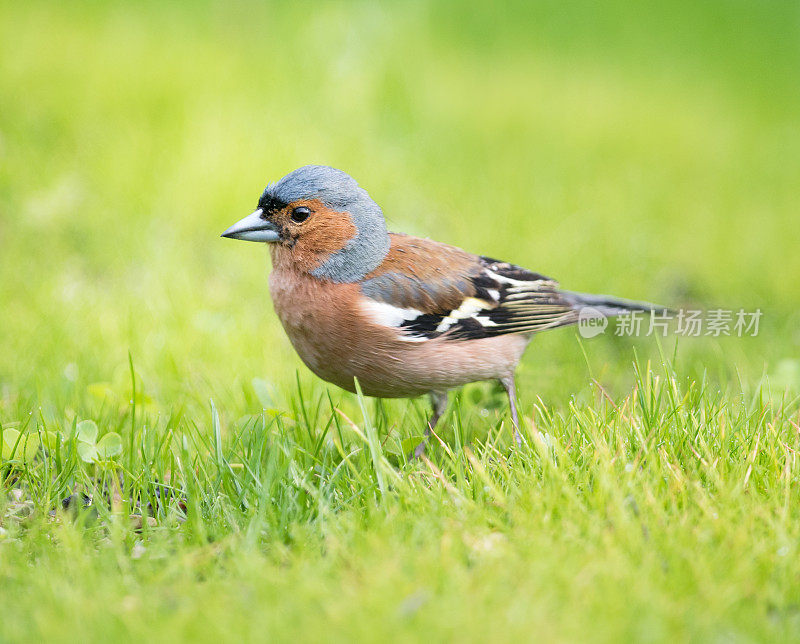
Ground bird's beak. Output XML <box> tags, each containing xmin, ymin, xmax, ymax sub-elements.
<box><xmin>220</xmin><ymin>209</ymin><xmax>281</xmax><ymax>242</ymax></box>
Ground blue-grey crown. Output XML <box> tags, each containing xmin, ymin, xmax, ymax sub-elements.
<box><xmin>262</xmin><ymin>165</ymin><xmax>390</xmax><ymax>282</ymax></box>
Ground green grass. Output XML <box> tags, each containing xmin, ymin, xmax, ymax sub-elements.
<box><xmin>2</xmin><ymin>1</ymin><xmax>800</xmax><ymax>641</ymax></box>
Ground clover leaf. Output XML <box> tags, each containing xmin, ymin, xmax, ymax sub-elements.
<box><xmin>1</xmin><ymin>429</ymin><xmax>40</xmax><ymax>463</ymax></box>
<box><xmin>74</xmin><ymin>420</ymin><xmax>122</xmax><ymax>462</ymax></box>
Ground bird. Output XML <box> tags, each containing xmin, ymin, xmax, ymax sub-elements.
<box><xmin>222</xmin><ymin>165</ymin><xmax>663</xmax><ymax>456</ymax></box>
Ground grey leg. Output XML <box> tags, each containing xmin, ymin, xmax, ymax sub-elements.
<box><xmin>500</xmin><ymin>375</ymin><xmax>522</xmax><ymax>445</ymax></box>
<box><xmin>412</xmin><ymin>391</ymin><xmax>448</xmax><ymax>458</ymax></box>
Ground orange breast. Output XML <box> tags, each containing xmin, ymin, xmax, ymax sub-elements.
<box><xmin>267</xmin><ymin>266</ymin><xmax>530</xmax><ymax>398</ymax></box>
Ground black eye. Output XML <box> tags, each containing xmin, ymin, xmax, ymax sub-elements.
<box><xmin>290</xmin><ymin>206</ymin><xmax>311</xmax><ymax>223</ymax></box>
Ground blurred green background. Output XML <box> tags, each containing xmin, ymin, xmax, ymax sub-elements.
<box><xmin>1</xmin><ymin>0</ymin><xmax>799</xmax><ymax>423</ymax></box>
<box><xmin>3</xmin><ymin>2</ymin><xmax>800</xmax><ymax>642</ymax></box>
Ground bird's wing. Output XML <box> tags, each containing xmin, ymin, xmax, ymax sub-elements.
<box><xmin>358</xmin><ymin>234</ymin><xmax>578</xmax><ymax>341</ymax></box>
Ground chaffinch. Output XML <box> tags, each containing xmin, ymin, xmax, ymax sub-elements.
<box><xmin>222</xmin><ymin>165</ymin><xmax>661</xmax><ymax>456</ymax></box>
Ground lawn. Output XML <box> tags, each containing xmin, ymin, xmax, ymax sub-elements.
<box><xmin>1</xmin><ymin>1</ymin><xmax>800</xmax><ymax>641</ymax></box>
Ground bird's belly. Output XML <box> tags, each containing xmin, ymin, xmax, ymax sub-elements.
<box><xmin>269</xmin><ymin>270</ymin><xmax>530</xmax><ymax>398</ymax></box>
<box><xmin>279</xmin><ymin>317</ymin><xmax>530</xmax><ymax>398</ymax></box>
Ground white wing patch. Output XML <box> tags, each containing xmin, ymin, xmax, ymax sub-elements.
<box><xmin>359</xmin><ymin>298</ymin><xmax>427</xmax><ymax>342</ymax></box>
<box><xmin>360</xmin><ymin>294</ymin><xmax>501</xmax><ymax>342</ymax></box>
<box><xmin>434</xmin><ymin>297</ymin><xmax>493</xmax><ymax>333</ymax></box>
<box><xmin>484</xmin><ymin>269</ymin><xmax>533</xmax><ymax>287</ymax></box>
<box><xmin>474</xmin><ymin>315</ymin><xmax>498</xmax><ymax>327</ymax></box>
<box><xmin>360</xmin><ymin>298</ymin><xmax>423</xmax><ymax>327</ymax></box>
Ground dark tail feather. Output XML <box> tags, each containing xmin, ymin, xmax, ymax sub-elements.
<box><xmin>560</xmin><ymin>290</ymin><xmax>670</xmax><ymax>318</ymax></box>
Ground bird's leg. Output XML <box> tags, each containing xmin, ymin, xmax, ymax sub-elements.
<box><xmin>412</xmin><ymin>391</ymin><xmax>448</xmax><ymax>459</ymax></box>
<box><xmin>500</xmin><ymin>375</ymin><xmax>522</xmax><ymax>445</ymax></box>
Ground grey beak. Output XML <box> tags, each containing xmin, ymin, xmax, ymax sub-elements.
<box><xmin>221</xmin><ymin>209</ymin><xmax>281</xmax><ymax>242</ymax></box>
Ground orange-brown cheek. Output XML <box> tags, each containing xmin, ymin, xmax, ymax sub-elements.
<box><xmin>283</xmin><ymin>203</ymin><xmax>358</xmax><ymax>273</ymax></box>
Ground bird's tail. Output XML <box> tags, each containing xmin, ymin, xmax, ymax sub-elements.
<box><xmin>560</xmin><ymin>290</ymin><xmax>670</xmax><ymax>318</ymax></box>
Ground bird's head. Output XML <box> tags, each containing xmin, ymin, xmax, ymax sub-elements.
<box><xmin>222</xmin><ymin>165</ymin><xmax>390</xmax><ymax>282</ymax></box>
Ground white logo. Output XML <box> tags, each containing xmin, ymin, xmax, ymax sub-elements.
<box><xmin>577</xmin><ymin>307</ymin><xmax>608</xmax><ymax>338</ymax></box>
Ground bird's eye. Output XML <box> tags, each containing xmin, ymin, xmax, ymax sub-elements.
<box><xmin>290</xmin><ymin>206</ymin><xmax>311</xmax><ymax>223</ymax></box>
